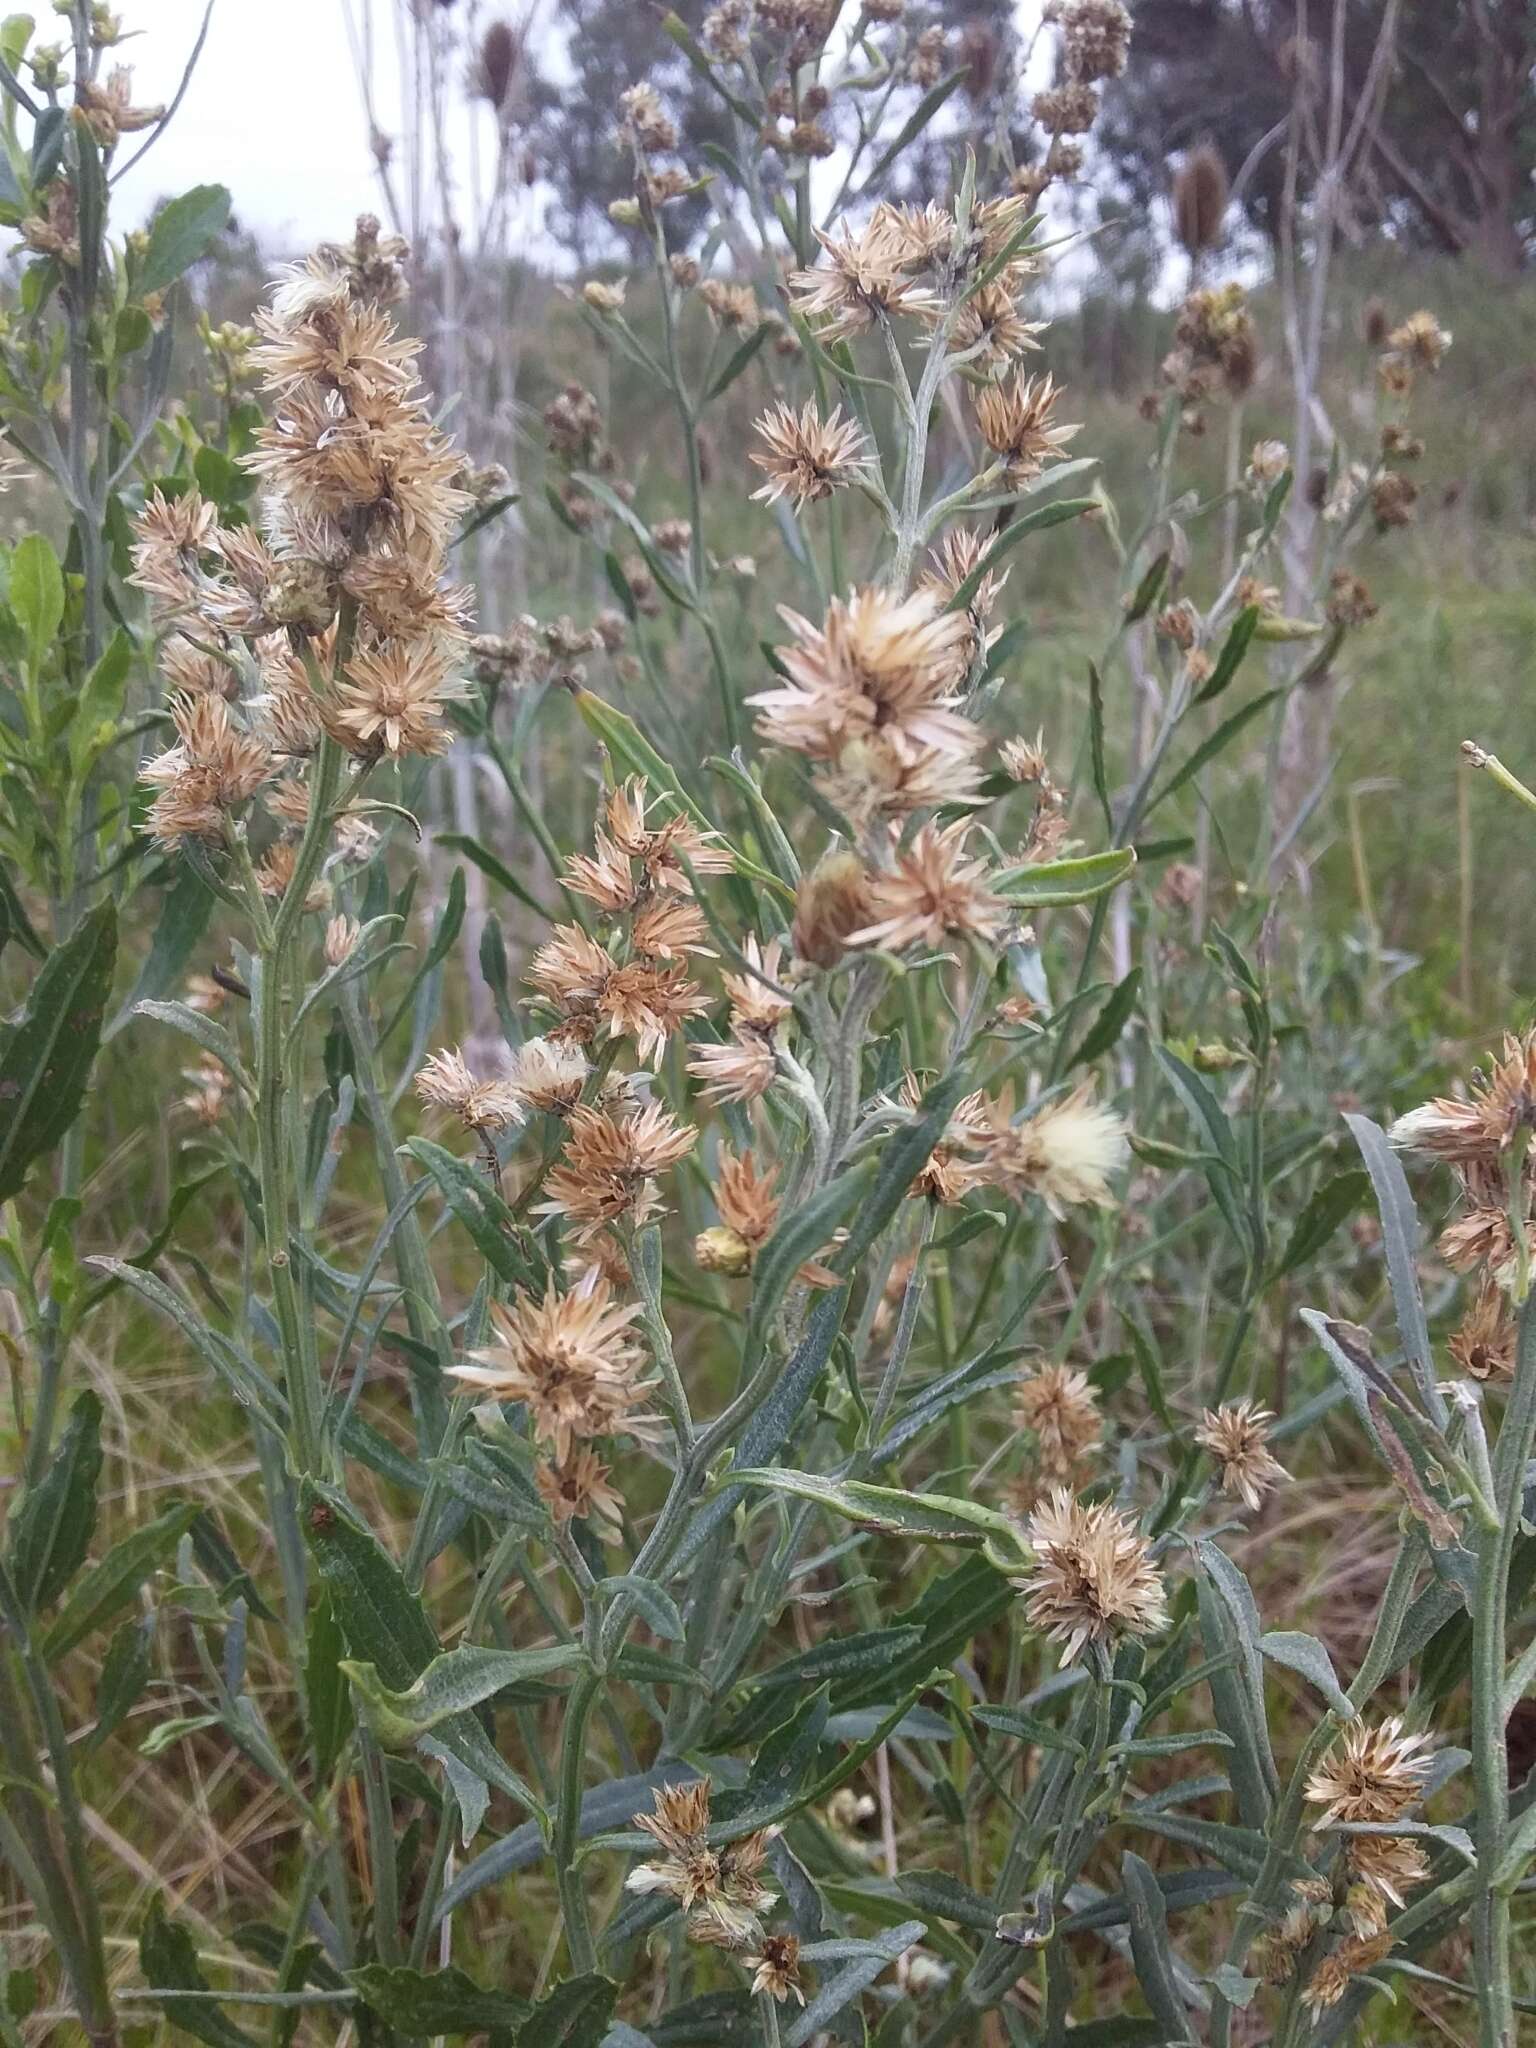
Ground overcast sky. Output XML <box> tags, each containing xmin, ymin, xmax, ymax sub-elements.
<box><xmin>114</xmin><ymin>0</ymin><xmax>469</xmax><ymax>253</ymax></box>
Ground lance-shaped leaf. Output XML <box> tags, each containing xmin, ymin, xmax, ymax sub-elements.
<box><xmin>993</xmin><ymin>846</ymin><xmax>1136</xmax><ymax>909</ymax></box>
<box><xmin>8</xmin><ymin>1390</ymin><xmax>102</xmax><ymax>1612</ymax></box>
<box><xmin>343</xmin><ymin>1643</ymin><xmax>587</xmax><ymax>1747</ymax></box>
<box><xmin>42</xmin><ymin>1499</ymin><xmax>198</xmax><ymax>1658</ymax></box>
<box><xmin>728</xmin><ymin>1468</ymin><xmax>1024</xmax><ymax>1551</ymax></box>
<box><xmin>1121</xmin><ymin>1851</ymin><xmax>1198</xmax><ymax>2043</ymax></box>
<box><xmin>0</xmin><ymin>899</ymin><xmax>116</xmax><ymax>1202</ymax></box>
<box><xmin>783</xmin><ymin>1921</ymin><xmax>926</xmax><ymax>2048</ymax></box>
<box><xmin>513</xmin><ymin>1973</ymin><xmax>615</xmax><ymax>2048</ymax></box>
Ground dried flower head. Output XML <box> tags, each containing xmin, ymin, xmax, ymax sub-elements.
<box><xmin>750</xmin><ymin>400</ymin><xmax>870</xmax><ymax>510</ymax></box>
<box><xmin>793</xmin><ymin>852</ymin><xmax>874</xmax><ymax>968</ymax></box>
<box><xmin>538</xmin><ymin>1099</ymin><xmax>696</xmax><ymax>1239</ymax></box>
<box><xmin>747</xmin><ymin>1932</ymin><xmax>805</xmax><ymax>2004</ymax></box>
<box><xmin>1345</xmin><ymin>1832</ymin><xmax>1429</xmax><ymax>1927</ymax></box>
<box><xmin>1305</xmin><ymin>1717</ymin><xmax>1434</xmax><ymax>1826</ymax></box>
<box><xmin>1194</xmin><ymin>1399</ymin><xmax>1289</xmax><ymax>1512</ymax></box>
<box><xmin>751</xmin><ymin>586</ymin><xmax>974</xmax><ymax>769</ymax></box>
<box><xmin>720</xmin><ymin>934</ymin><xmax>794</xmax><ymax>1037</ymax></box>
<box><xmin>1014</xmin><ymin>1364</ymin><xmax>1101</xmax><ymax>1479</ymax></box>
<box><xmin>453</xmin><ymin>1270</ymin><xmax>652</xmax><ymax>1460</ymax></box>
<box><xmin>1385</xmin><ymin>309</ymin><xmax>1450</xmax><ymax>372</ymax></box>
<box><xmin>788</xmin><ymin>217</ymin><xmax>939</xmax><ymax>340</ymax></box>
<box><xmin>1019</xmin><ymin>1487</ymin><xmax>1169</xmax><ymax>1663</ymax></box>
<box><xmin>978</xmin><ymin>1084</ymin><xmax>1129</xmax><ymax>1215</ymax></box>
<box><xmin>973</xmin><ymin>371</ymin><xmax>1081</xmax><ymax>485</ymax></box>
<box><xmin>1390</xmin><ymin>1035</ymin><xmax>1536</xmax><ymax>1166</ymax></box>
<box><xmin>505</xmin><ymin>1035</ymin><xmax>590</xmax><ymax>1117</ymax></box>
<box><xmin>414</xmin><ymin>1047</ymin><xmax>525</xmax><ymax>1133</ymax></box>
<box><xmin>688</xmin><ymin>1030</ymin><xmax>779</xmax><ymax>1106</ymax></box>
<box><xmin>535</xmin><ymin>1447</ymin><xmax>624</xmax><ymax>1540</ymax></box>
<box><xmin>1448</xmin><ymin>1283</ymin><xmax>1516</xmax><ymax>1382</ymax></box>
<box><xmin>850</xmin><ymin>820</ymin><xmax>1010</xmax><ymax>954</ymax></box>
<box><xmin>626</xmin><ymin>1780</ymin><xmax>775</xmax><ymax>1947</ymax></box>
<box><xmin>1302</xmin><ymin>1934</ymin><xmax>1394</xmax><ymax>2019</ymax></box>
<box><xmin>139</xmin><ymin>693</ymin><xmax>273</xmax><ymax>844</ymax></box>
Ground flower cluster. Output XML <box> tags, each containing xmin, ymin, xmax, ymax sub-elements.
<box><xmin>133</xmin><ymin>218</ymin><xmax>474</xmax><ymax>856</ymax></box>
<box><xmin>529</xmin><ymin>778</ymin><xmax>730</xmax><ymax>1065</ymax></box>
<box><xmin>1391</xmin><ymin>1032</ymin><xmax>1535</xmax><ymax>1375</ymax></box>
<box><xmin>1291</xmin><ymin>1719</ymin><xmax>1435</xmax><ymax>2004</ymax></box>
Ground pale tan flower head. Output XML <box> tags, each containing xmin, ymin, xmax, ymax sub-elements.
<box><xmin>1390</xmin><ymin>1034</ymin><xmax>1536</xmax><ymax>1167</ymax></box>
<box><xmin>453</xmin><ymin>1269</ymin><xmax>652</xmax><ymax>1461</ymax></box>
<box><xmin>1302</xmin><ymin>1934</ymin><xmax>1393</xmax><ymax>2020</ymax></box>
<box><xmin>750</xmin><ymin>585</ymin><xmax>975</xmax><ymax>767</ymax></box>
<box><xmin>746</xmin><ymin>1932</ymin><xmax>805</xmax><ymax>2004</ymax></box>
<box><xmin>1449</xmin><ymin>1283</ymin><xmax>1516</xmax><ymax>1382</ymax></box>
<box><xmin>750</xmin><ymin>400</ymin><xmax>870</xmax><ymax>510</ymax></box>
<box><xmin>414</xmin><ymin>1047</ymin><xmax>525</xmax><ymax>1133</ymax></box>
<box><xmin>625</xmin><ymin>1779</ymin><xmax>775</xmax><ymax>1947</ymax></box>
<box><xmin>1305</xmin><ymin>1717</ymin><xmax>1434</xmax><ymax>1826</ymax></box>
<box><xmin>1194</xmin><ymin>1398</ymin><xmax>1288</xmax><ymax>1512</ymax></box>
<box><xmin>329</xmin><ymin>642</ymin><xmax>472</xmax><ymax>758</ymax></box>
<box><xmin>1345</xmin><ymin>1832</ymin><xmax>1429</xmax><ymax>1927</ymax></box>
<box><xmin>1015</xmin><ymin>1364</ymin><xmax>1102</xmax><ymax>1480</ymax></box>
<box><xmin>788</xmin><ymin>217</ymin><xmax>940</xmax><ymax>340</ymax></box>
<box><xmin>139</xmin><ymin>693</ymin><xmax>273</xmax><ymax>844</ymax></box>
<box><xmin>507</xmin><ymin>1035</ymin><xmax>591</xmax><ymax>1116</ymax></box>
<box><xmin>716</xmin><ymin>1147</ymin><xmax>781</xmax><ymax>1249</ymax></box>
<box><xmin>537</xmin><ymin>1099</ymin><xmax>696</xmax><ymax>1240</ymax></box>
<box><xmin>973</xmin><ymin>370</ymin><xmax>1081</xmax><ymax>486</ymax></box>
<box><xmin>721</xmin><ymin>935</ymin><xmax>793</xmax><ymax>1036</ymax></box>
<box><xmin>688</xmin><ymin>1031</ymin><xmax>779</xmax><ymax>1106</ymax></box>
<box><xmin>1018</xmin><ymin>1486</ymin><xmax>1169</xmax><ymax>1663</ymax></box>
<box><xmin>1385</xmin><ymin>309</ymin><xmax>1450</xmax><ymax>371</ymax></box>
<box><xmin>977</xmin><ymin>1083</ymin><xmax>1129</xmax><ymax>1215</ymax></box>
<box><xmin>850</xmin><ymin>820</ymin><xmax>1010</xmax><ymax>955</ymax></box>
<box><xmin>535</xmin><ymin>1446</ymin><xmax>624</xmax><ymax>1540</ymax></box>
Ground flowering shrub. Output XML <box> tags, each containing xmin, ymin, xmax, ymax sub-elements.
<box><xmin>0</xmin><ymin>7</ymin><xmax>1530</xmax><ymax>2048</ymax></box>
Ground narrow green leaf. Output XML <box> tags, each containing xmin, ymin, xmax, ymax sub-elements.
<box><xmin>729</xmin><ymin>1468</ymin><xmax>1021</xmax><ymax>1549</ymax></box>
<box><xmin>436</xmin><ymin>832</ymin><xmax>548</xmax><ymax>916</ymax></box>
<box><xmin>1121</xmin><ymin>1851</ymin><xmax>1196</xmax><ymax>2043</ymax></box>
<box><xmin>8</xmin><ymin>1390</ymin><xmax>101</xmax><ymax>1612</ymax></box>
<box><xmin>404</xmin><ymin>1136</ymin><xmax>546</xmax><ymax>1293</ymax></box>
<box><xmin>1271</xmin><ymin>1169</ymin><xmax>1370</xmax><ymax>1282</ymax></box>
<box><xmin>1342</xmin><ymin>1111</ymin><xmax>1446</xmax><ymax>1429</ymax></box>
<box><xmin>1193</xmin><ymin>605</ymin><xmax>1261</xmax><ymax>704</ymax></box>
<box><xmin>783</xmin><ymin>1920</ymin><xmax>924</xmax><ymax>2048</ymax></box>
<box><xmin>106</xmin><ymin>864</ymin><xmax>212</xmax><ymax>1039</ymax></box>
<box><xmin>994</xmin><ymin>846</ymin><xmax>1136</xmax><ymax>908</ymax></box>
<box><xmin>41</xmin><ymin>1499</ymin><xmax>197</xmax><ymax>1658</ymax></box>
<box><xmin>1070</xmin><ymin>967</ymin><xmax>1141</xmax><ymax>1068</ymax></box>
<box><xmin>0</xmin><ymin>856</ymin><xmax>45</xmax><ymax>961</ymax></box>
<box><xmin>1258</xmin><ymin>1631</ymin><xmax>1355</xmax><ymax>1719</ymax></box>
<box><xmin>305</xmin><ymin>1592</ymin><xmax>352</xmax><ymax>1784</ymax></box>
<box><xmin>0</xmin><ymin>899</ymin><xmax>116</xmax><ymax>1202</ymax></box>
<box><xmin>139</xmin><ymin>1898</ymin><xmax>257</xmax><ymax>2048</ymax></box>
<box><xmin>343</xmin><ymin>1643</ymin><xmax>586</xmax><ymax>1747</ymax></box>
<box><xmin>1148</xmin><ymin>688</ymin><xmax>1283</xmax><ymax>814</ymax></box>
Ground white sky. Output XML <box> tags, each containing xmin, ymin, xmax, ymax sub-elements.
<box><xmin>114</xmin><ymin>0</ymin><xmax>463</xmax><ymax>253</ymax></box>
<box><xmin>111</xmin><ymin>0</ymin><xmax>1064</xmax><ymax>261</ymax></box>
